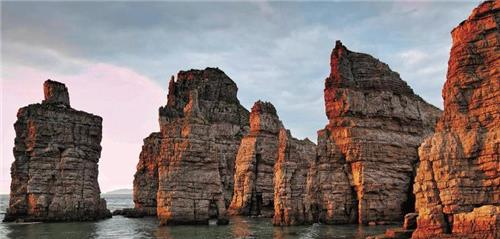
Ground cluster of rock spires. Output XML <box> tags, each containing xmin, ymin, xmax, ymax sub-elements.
<box><xmin>4</xmin><ymin>80</ymin><xmax>111</xmax><ymax>222</ymax></box>
<box><xmin>5</xmin><ymin>2</ymin><xmax>498</xmax><ymax>238</ymax></box>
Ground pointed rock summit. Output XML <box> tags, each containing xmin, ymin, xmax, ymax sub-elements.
<box><xmin>312</xmin><ymin>40</ymin><xmax>442</xmax><ymax>225</ymax></box>
<box><xmin>133</xmin><ymin>68</ymin><xmax>249</xmax><ymax>225</ymax></box>
<box><xmin>413</xmin><ymin>1</ymin><xmax>499</xmax><ymax>238</ymax></box>
<box><xmin>4</xmin><ymin>80</ymin><xmax>110</xmax><ymax>222</ymax></box>
<box><xmin>229</xmin><ymin>101</ymin><xmax>284</xmax><ymax>217</ymax></box>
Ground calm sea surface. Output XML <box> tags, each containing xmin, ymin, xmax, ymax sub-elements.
<box><xmin>0</xmin><ymin>194</ymin><xmax>393</xmax><ymax>238</ymax></box>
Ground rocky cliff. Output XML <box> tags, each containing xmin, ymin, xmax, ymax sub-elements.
<box><xmin>312</xmin><ymin>41</ymin><xmax>442</xmax><ymax>225</ymax></box>
<box><xmin>413</xmin><ymin>1</ymin><xmax>499</xmax><ymax>238</ymax></box>
<box><xmin>133</xmin><ymin>68</ymin><xmax>249</xmax><ymax>225</ymax></box>
<box><xmin>273</xmin><ymin>129</ymin><xmax>317</xmax><ymax>226</ymax></box>
<box><xmin>228</xmin><ymin>101</ymin><xmax>283</xmax><ymax>217</ymax></box>
<box><xmin>4</xmin><ymin>80</ymin><xmax>110</xmax><ymax>222</ymax></box>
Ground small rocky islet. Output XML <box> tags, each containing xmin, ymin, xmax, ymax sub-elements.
<box><xmin>4</xmin><ymin>1</ymin><xmax>499</xmax><ymax>239</ymax></box>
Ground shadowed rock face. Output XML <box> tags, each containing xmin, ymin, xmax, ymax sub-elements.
<box><xmin>413</xmin><ymin>1</ymin><xmax>499</xmax><ymax>238</ymax></box>
<box><xmin>273</xmin><ymin>129</ymin><xmax>317</xmax><ymax>226</ymax></box>
<box><xmin>4</xmin><ymin>80</ymin><xmax>110</xmax><ymax>222</ymax></box>
<box><xmin>312</xmin><ymin>41</ymin><xmax>442</xmax><ymax>225</ymax></box>
<box><xmin>133</xmin><ymin>68</ymin><xmax>249</xmax><ymax>225</ymax></box>
<box><xmin>132</xmin><ymin>132</ymin><xmax>161</xmax><ymax>216</ymax></box>
<box><xmin>229</xmin><ymin>101</ymin><xmax>283</xmax><ymax>217</ymax></box>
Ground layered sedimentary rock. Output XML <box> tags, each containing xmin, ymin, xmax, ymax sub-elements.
<box><xmin>133</xmin><ymin>68</ymin><xmax>249</xmax><ymax>225</ymax></box>
<box><xmin>4</xmin><ymin>80</ymin><xmax>110</xmax><ymax>222</ymax></box>
<box><xmin>312</xmin><ymin>41</ymin><xmax>442</xmax><ymax>225</ymax></box>
<box><xmin>229</xmin><ymin>101</ymin><xmax>283</xmax><ymax>217</ymax></box>
<box><xmin>413</xmin><ymin>1</ymin><xmax>499</xmax><ymax>238</ymax></box>
<box><xmin>132</xmin><ymin>132</ymin><xmax>161</xmax><ymax>216</ymax></box>
<box><xmin>273</xmin><ymin>129</ymin><xmax>317</xmax><ymax>226</ymax></box>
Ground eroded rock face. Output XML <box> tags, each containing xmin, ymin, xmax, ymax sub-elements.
<box><xmin>413</xmin><ymin>2</ymin><xmax>499</xmax><ymax>238</ymax></box>
<box><xmin>313</xmin><ymin>41</ymin><xmax>442</xmax><ymax>225</ymax></box>
<box><xmin>132</xmin><ymin>132</ymin><xmax>161</xmax><ymax>216</ymax></box>
<box><xmin>273</xmin><ymin>129</ymin><xmax>317</xmax><ymax>226</ymax></box>
<box><xmin>133</xmin><ymin>68</ymin><xmax>249</xmax><ymax>225</ymax></box>
<box><xmin>229</xmin><ymin>101</ymin><xmax>283</xmax><ymax>217</ymax></box>
<box><xmin>4</xmin><ymin>80</ymin><xmax>110</xmax><ymax>222</ymax></box>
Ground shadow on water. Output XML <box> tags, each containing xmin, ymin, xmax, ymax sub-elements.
<box><xmin>0</xmin><ymin>195</ymin><xmax>393</xmax><ymax>239</ymax></box>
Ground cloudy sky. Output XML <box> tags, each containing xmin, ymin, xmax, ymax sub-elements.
<box><xmin>1</xmin><ymin>1</ymin><xmax>480</xmax><ymax>193</ymax></box>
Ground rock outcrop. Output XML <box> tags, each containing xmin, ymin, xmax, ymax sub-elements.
<box><xmin>133</xmin><ymin>68</ymin><xmax>249</xmax><ymax>225</ymax></box>
<box><xmin>132</xmin><ymin>132</ymin><xmax>161</xmax><ymax>216</ymax></box>
<box><xmin>228</xmin><ymin>101</ymin><xmax>283</xmax><ymax>217</ymax></box>
<box><xmin>273</xmin><ymin>128</ymin><xmax>317</xmax><ymax>226</ymax></box>
<box><xmin>312</xmin><ymin>41</ymin><xmax>442</xmax><ymax>225</ymax></box>
<box><xmin>412</xmin><ymin>1</ymin><xmax>499</xmax><ymax>238</ymax></box>
<box><xmin>4</xmin><ymin>80</ymin><xmax>110</xmax><ymax>222</ymax></box>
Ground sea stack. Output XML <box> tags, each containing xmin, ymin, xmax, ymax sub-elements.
<box><xmin>273</xmin><ymin>129</ymin><xmax>317</xmax><ymax>226</ymax></box>
<box><xmin>312</xmin><ymin>41</ymin><xmax>442</xmax><ymax>225</ymax></box>
<box><xmin>4</xmin><ymin>80</ymin><xmax>110</xmax><ymax>222</ymax></box>
<box><xmin>133</xmin><ymin>68</ymin><xmax>250</xmax><ymax>225</ymax></box>
<box><xmin>413</xmin><ymin>1</ymin><xmax>499</xmax><ymax>238</ymax></box>
<box><xmin>228</xmin><ymin>101</ymin><xmax>284</xmax><ymax>217</ymax></box>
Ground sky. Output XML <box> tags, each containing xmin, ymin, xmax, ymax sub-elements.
<box><xmin>0</xmin><ymin>1</ymin><xmax>480</xmax><ymax>194</ymax></box>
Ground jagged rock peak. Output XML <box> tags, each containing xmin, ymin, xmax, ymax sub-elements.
<box><xmin>327</xmin><ymin>40</ymin><xmax>414</xmax><ymax>95</ymax></box>
<box><xmin>251</xmin><ymin>100</ymin><xmax>278</xmax><ymax>116</ymax></box>
<box><xmin>249</xmin><ymin>100</ymin><xmax>283</xmax><ymax>134</ymax></box>
<box><xmin>42</xmin><ymin>79</ymin><xmax>70</xmax><ymax>107</ymax></box>
<box><xmin>160</xmin><ymin>67</ymin><xmax>248</xmax><ymax>126</ymax></box>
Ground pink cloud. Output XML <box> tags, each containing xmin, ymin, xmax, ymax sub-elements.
<box><xmin>1</xmin><ymin>63</ymin><xmax>165</xmax><ymax>193</ymax></box>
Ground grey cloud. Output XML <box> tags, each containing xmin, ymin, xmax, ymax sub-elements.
<box><xmin>1</xmin><ymin>1</ymin><xmax>481</xmax><ymax>140</ymax></box>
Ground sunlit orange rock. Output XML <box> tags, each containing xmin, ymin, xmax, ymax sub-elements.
<box><xmin>273</xmin><ymin>128</ymin><xmax>317</xmax><ymax>226</ymax></box>
<box><xmin>412</xmin><ymin>1</ymin><xmax>499</xmax><ymax>238</ymax></box>
<box><xmin>312</xmin><ymin>40</ymin><xmax>442</xmax><ymax>225</ymax></box>
<box><xmin>229</xmin><ymin>101</ymin><xmax>284</xmax><ymax>217</ymax></box>
<box><xmin>133</xmin><ymin>68</ymin><xmax>249</xmax><ymax>225</ymax></box>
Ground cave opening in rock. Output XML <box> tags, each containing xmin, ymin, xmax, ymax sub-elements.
<box><xmin>208</xmin><ymin>199</ymin><xmax>218</xmax><ymax>219</ymax></box>
<box><xmin>402</xmin><ymin>170</ymin><xmax>416</xmax><ymax>215</ymax></box>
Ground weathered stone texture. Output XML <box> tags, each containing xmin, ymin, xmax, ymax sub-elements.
<box><xmin>4</xmin><ymin>80</ymin><xmax>110</xmax><ymax>222</ymax></box>
<box><xmin>413</xmin><ymin>2</ymin><xmax>499</xmax><ymax>238</ymax></box>
<box><xmin>132</xmin><ymin>132</ymin><xmax>161</xmax><ymax>216</ymax></box>
<box><xmin>133</xmin><ymin>68</ymin><xmax>249</xmax><ymax>225</ymax></box>
<box><xmin>273</xmin><ymin>129</ymin><xmax>317</xmax><ymax>226</ymax></box>
<box><xmin>312</xmin><ymin>41</ymin><xmax>442</xmax><ymax>225</ymax></box>
<box><xmin>229</xmin><ymin>101</ymin><xmax>283</xmax><ymax>217</ymax></box>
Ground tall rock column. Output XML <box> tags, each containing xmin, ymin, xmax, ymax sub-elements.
<box><xmin>133</xmin><ymin>68</ymin><xmax>249</xmax><ymax>225</ymax></box>
<box><xmin>413</xmin><ymin>1</ymin><xmax>499</xmax><ymax>238</ymax></box>
<box><xmin>4</xmin><ymin>80</ymin><xmax>110</xmax><ymax>222</ymax></box>
<box><xmin>228</xmin><ymin>101</ymin><xmax>283</xmax><ymax>217</ymax></box>
<box><xmin>314</xmin><ymin>41</ymin><xmax>442</xmax><ymax>224</ymax></box>
<box><xmin>132</xmin><ymin>132</ymin><xmax>162</xmax><ymax>216</ymax></box>
<box><xmin>273</xmin><ymin>129</ymin><xmax>317</xmax><ymax>226</ymax></box>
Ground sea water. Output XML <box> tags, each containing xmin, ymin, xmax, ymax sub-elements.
<box><xmin>0</xmin><ymin>195</ymin><xmax>393</xmax><ymax>238</ymax></box>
